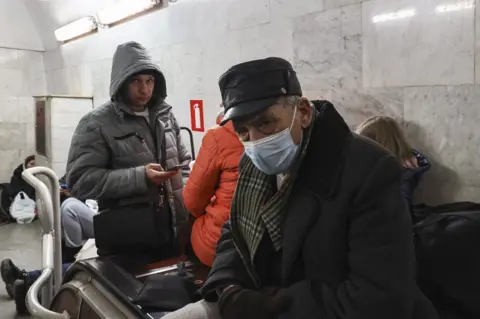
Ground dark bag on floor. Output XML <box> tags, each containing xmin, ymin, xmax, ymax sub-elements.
<box><xmin>414</xmin><ymin>209</ymin><xmax>480</xmax><ymax>318</ymax></box>
<box><xmin>94</xmin><ymin>202</ymin><xmax>174</xmax><ymax>257</ymax></box>
<box><xmin>0</xmin><ymin>183</ymin><xmax>13</xmax><ymax>223</ymax></box>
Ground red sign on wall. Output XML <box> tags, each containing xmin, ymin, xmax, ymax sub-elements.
<box><xmin>190</xmin><ymin>100</ymin><xmax>204</xmax><ymax>132</ymax></box>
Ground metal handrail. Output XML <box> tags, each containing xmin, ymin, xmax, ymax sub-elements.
<box><xmin>180</xmin><ymin>126</ymin><xmax>196</xmax><ymax>160</ymax></box>
<box><xmin>26</xmin><ymin>234</ymin><xmax>69</xmax><ymax>319</ymax></box>
<box><xmin>22</xmin><ymin>167</ymin><xmax>64</xmax><ymax>317</ymax></box>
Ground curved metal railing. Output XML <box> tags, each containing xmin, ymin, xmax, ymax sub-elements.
<box><xmin>180</xmin><ymin>126</ymin><xmax>196</xmax><ymax>160</ymax></box>
<box><xmin>22</xmin><ymin>167</ymin><xmax>68</xmax><ymax>319</ymax></box>
<box><xmin>27</xmin><ymin>233</ymin><xmax>68</xmax><ymax>319</ymax></box>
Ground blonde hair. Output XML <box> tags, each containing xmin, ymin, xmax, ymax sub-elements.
<box><xmin>356</xmin><ymin>116</ymin><xmax>413</xmax><ymax>164</ymax></box>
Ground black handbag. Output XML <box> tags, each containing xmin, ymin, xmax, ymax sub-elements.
<box><xmin>94</xmin><ymin>201</ymin><xmax>174</xmax><ymax>257</ymax></box>
<box><xmin>414</xmin><ymin>209</ymin><xmax>480</xmax><ymax>318</ymax></box>
<box><xmin>133</xmin><ymin>271</ymin><xmax>201</xmax><ymax>311</ymax></box>
<box><xmin>94</xmin><ymin>136</ymin><xmax>179</xmax><ymax>258</ymax></box>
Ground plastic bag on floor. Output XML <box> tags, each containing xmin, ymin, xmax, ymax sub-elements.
<box><xmin>9</xmin><ymin>191</ymin><xmax>36</xmax><ymax>224</ymax></box>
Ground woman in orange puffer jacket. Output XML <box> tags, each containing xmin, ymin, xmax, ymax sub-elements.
<box><xmin>183</xmin><ymin>110</ymin><xmax>244</xmax><ymax>267</ymax></box>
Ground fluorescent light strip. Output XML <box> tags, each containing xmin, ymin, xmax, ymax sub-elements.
<box><xmin>372</xmin><ymin>9</ymin><xmax>416</xmax><ymax>23</ymax></box>
<box><xmin>97</xmin><ymin>0</ymin><xmax>160</xmax><ymax>26</ymax></box>
<box><xmin>54</xmin><ymin>17</ymin><xmax>97</xmax><ymax>42</ymax></box>
<box><xmin>436</xmin><ymin>1</ymin><xmax>474</xmax><ymax>13</ymax></box>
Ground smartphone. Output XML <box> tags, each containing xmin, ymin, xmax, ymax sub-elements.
<box><xmin>166</xmin><ymin>164</ymin><xmax>189</xmax><ymax>172</ymax></box>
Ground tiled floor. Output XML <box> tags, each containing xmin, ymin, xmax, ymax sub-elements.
<box><xmin>0</xmin><ymin>222</ymin><xmax>41</xmax><ymax>318</ymax></box>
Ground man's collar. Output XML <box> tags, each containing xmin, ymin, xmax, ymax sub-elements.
<box><xmin>297</xmin><ymin>100</ymin><xmax>351</xmax><ymax>198</ymax></box>
<box><xmin>112</xmin><ymin>99</ymin><xmax>169</xmax><ymax>118</ymax></box>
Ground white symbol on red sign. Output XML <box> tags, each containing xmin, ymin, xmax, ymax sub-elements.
<box><xmin>190</xmin><ymin>100</ymin><xmax>204</xmax><ymax>132</ymax></box>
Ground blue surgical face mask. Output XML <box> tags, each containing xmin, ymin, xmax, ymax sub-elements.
<box><xmin>243</xmin><ymin>108</ymin><xmax>300</xmax><ymax>175</ymax></box>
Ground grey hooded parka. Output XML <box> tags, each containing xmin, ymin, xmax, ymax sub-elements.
<box><xmin>66</xmin><ymin>41</ymin><xmax>191</xmax><ymax>232</ymax></box>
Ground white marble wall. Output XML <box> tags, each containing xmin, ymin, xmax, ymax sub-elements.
<box><xmin>41</xmin><ymin>0</ymin><xmax>480</xmax><ymax>204</ymax></box>
<box><xmin>50</xmin><ymin>97</ymin><xmax>93</xmax><ymax>177</ymax></box>
<box><xmin>0</xmin><ymin>49</ymin><xmax>46</xmax><ymax>182</ymax></box>
<box><xmin>0</xmin><ymin>0</ymin><xmax>44</xmax><ymax>51</ymax></box>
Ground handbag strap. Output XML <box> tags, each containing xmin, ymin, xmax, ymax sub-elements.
<box><xmin>413</xmin><ymin>214</ymin><xmax>448</xmax><ymax>231</ymax></box>
<box><xmin>177</xmin><ymin>216</ymin><xmax>194</xmax><ymax>259</ymax></box>
<box><xmin>158</xmin><ymin>135</ymin><xmax>191</xmax><ymax>259</ymax></box>
<box><xmin>414</xmin><ymin>211</ymin><xmax>480</xmax><ymax>231</ymax></box>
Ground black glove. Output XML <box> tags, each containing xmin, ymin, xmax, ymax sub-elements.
<box><xmin>218</xmin><ymin>285</ymin><xmax>291</xmax><ymax>319</ymax></box>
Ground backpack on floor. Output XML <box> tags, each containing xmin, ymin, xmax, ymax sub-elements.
<box><xmin>0</xmin><ymin>183</ymin><xmax>13</xmax><ymax>223</ymax></box>
<box><xmin>414</xmin><ymin>206</ymin><xmax>480</xmax><ymax>318</ymax></box>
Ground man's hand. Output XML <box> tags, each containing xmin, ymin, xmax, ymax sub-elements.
<box><xmin>145</xmin><ymin>163</ymin><xmax>178</xmax><ymax>184</ymax></box>
<box><xmin>218</xmin><ymin>286</ymin><xmax>291</xmax><ymax>319</ymax></box>
<box><xmin>403</xmin><ymin>156</ymin><xmax>419</xmax><ymax>168</ymax></box>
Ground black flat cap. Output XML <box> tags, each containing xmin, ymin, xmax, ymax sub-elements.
<box><xmin>219</xmin><ymin>57</ymin><xmax>302</xmax><ymax>125</ymax></box>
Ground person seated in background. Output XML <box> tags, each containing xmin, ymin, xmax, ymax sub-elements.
<box><xmin>187</xmin><ymin>110</ymin><xmax>226</xmax><ymax>171</ymax></box>
<box><xmin>1</xmin><ymin>181</ymin><xmax>96</xmax><ymax>314</ymax></box>
<box><xmin>66</xmin><ymin>41</ymin><xmax>190</xmax><ymax>261</ymax></box>
<box><xmin>355</xmin><ymin>115</ymin><xmax>431</xmax><ymax>214</ymax></box>
<box><xmin>162</xmin><ymin>58</ymin><xmax>437</xmax><ymax>319</ymax></box>
<box><xmin>9</xmin><ymin>155</ymin><xmax>36</xmax><ymax>200</ymax></box>
<box><xmin>59</xmin><ymin>174</ymin><xmax>70</xmax><ymax>204</ymax></box>
<box><xmin>4</xmin><ymin>262</ymin><xmax>72</xmax><ymax>315</ymax></box>
<box><xmin>183</xmin><ymin>108</ymin><xmax>244</xmax><ymax>267</ymax></box>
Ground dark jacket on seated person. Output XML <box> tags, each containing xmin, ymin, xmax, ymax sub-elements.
<box><xmin>200</xmin><ymin>101</ymin><xmax>438</xmax><ymax>319</ymax></box>
<box><xmin>58</xmin><ymin>175</ymin><xmax>70</xmax><ymax>204</ymax></box>
<box><xmin>9</xmin><ymin>164</ymin><xmax>35</xmax><ymax>201</ymax></box>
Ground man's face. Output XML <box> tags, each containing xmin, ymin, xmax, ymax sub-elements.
<box><xmin>126</xmin><ymin>74</ymin><xmax>155</xmax><ymax>110</ymax></box>
<box><xmin>233</xmin><ymin>96</ymin><xmax>313</xmax><ymax>144</ymax></box>
<box><xmin>26</xmin><ymin>159</ymin><xmax>35</xmax><ymax>168</ymax></box>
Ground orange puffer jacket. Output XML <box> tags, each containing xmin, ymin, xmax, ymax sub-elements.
<box><xmin>183</xmin><ymin>121</ymin><xmax>244</xmax><ymax>267</ymax></box>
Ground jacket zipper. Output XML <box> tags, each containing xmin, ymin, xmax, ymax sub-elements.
<box><xmin>136</xmin><ymin>132</ymin><xmax>146</xmax><ymax>145</ymax></box>
<box><xmin>139</xmin><ymin>111</ymin><xmax>177</xmax><ymax>242</ymax></box>
<box><xmin>149</xmin><ymin>112</ymin><xmax>165</xmax><ymax>206</ymax></box>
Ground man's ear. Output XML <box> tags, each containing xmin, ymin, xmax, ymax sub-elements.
<box><xmin>298</xmin><ymin>97</ymin><xmax>313</xmax><ymax>128</ymax></box>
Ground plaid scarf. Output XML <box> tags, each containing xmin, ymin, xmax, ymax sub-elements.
<box><xmin>230</xmin><ymin>114</ymin><xmax>316</xmax><ymax>261</ymax></box>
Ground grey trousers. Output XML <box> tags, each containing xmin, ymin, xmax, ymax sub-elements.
<box><xmin>161</xmin><ymin>300</ymin><xmax>221</xmax><ymax>319</ymax></box>
<box><xmin>61</xmin><ymin>198</ymin><xmax>95</xmax><ymax>248</ymax></box>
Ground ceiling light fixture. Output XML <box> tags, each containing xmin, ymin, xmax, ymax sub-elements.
<box><xmin>54</xmin><ymin>17</ymin><xmax>98</xmax><ymax>42</ymax></box>
<box><xmin>97</xmin><ymin>0</ymin><xmax>162</xmax><ymax>26</ymax></box>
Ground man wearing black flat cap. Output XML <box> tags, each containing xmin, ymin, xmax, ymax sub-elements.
<box><xmin>163</xmin><ymin>57</ymin><xmax>438</xmax><ymax>319</ymax></box>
